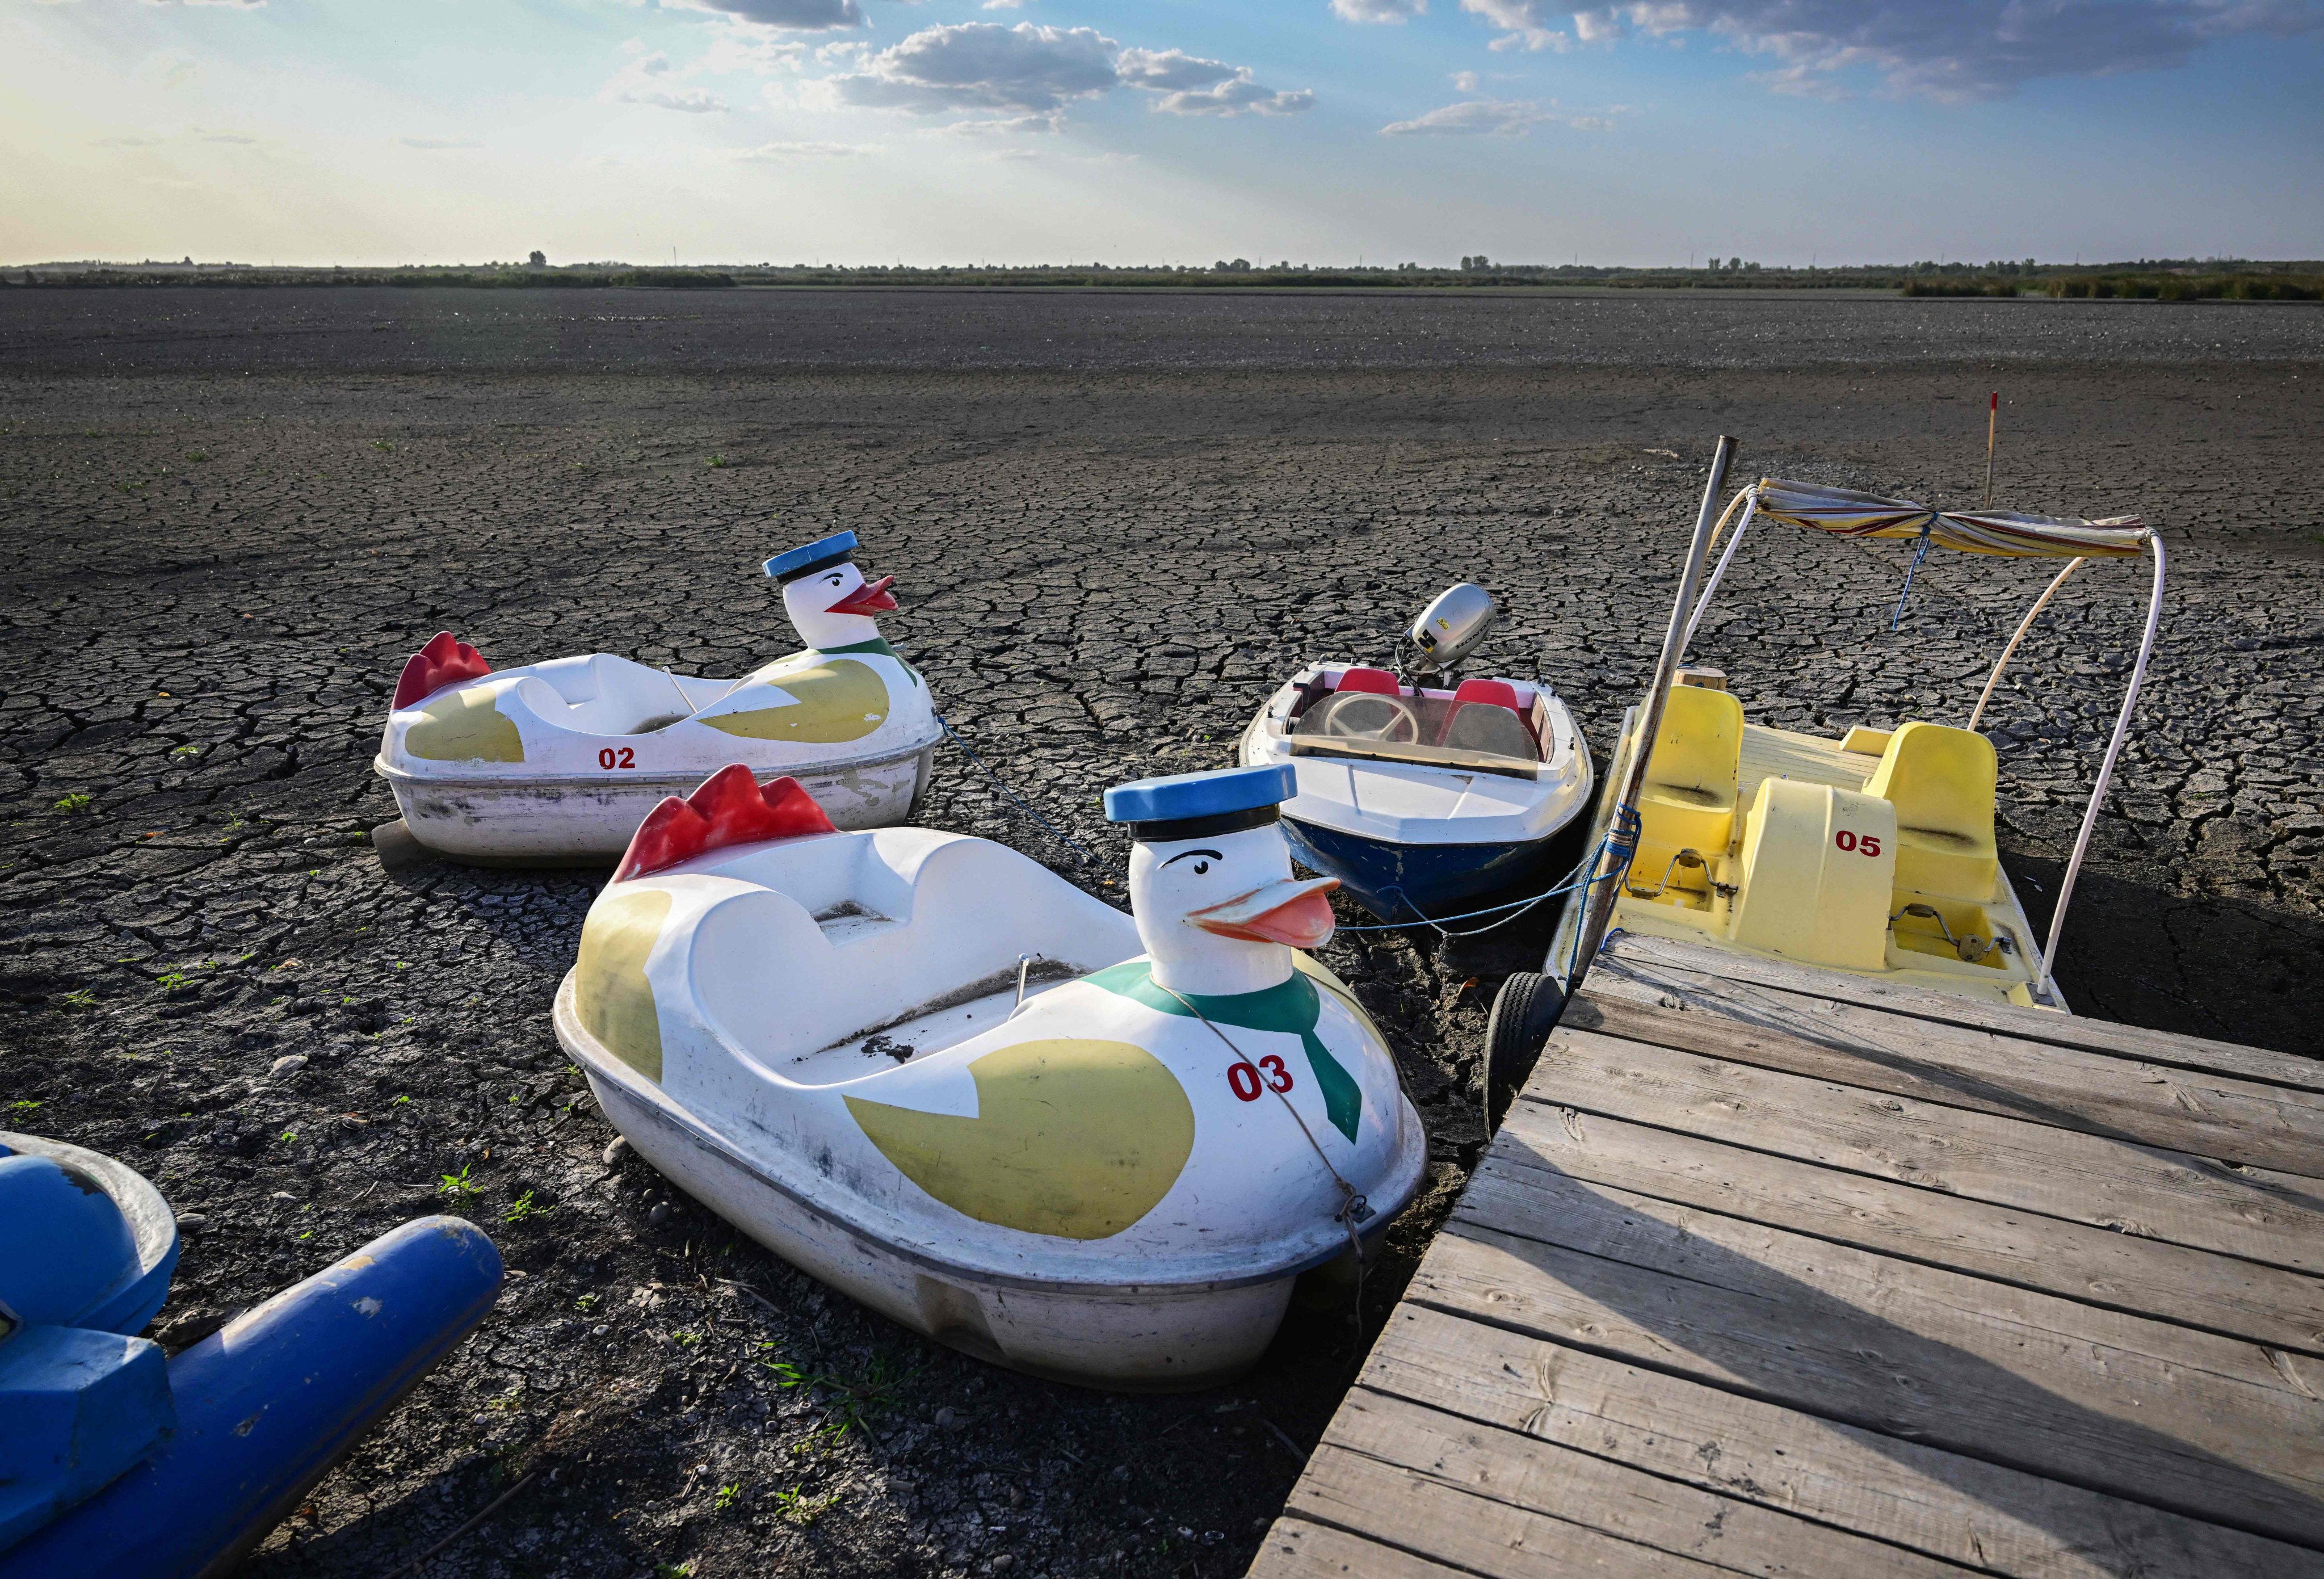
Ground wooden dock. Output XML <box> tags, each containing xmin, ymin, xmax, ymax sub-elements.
<box><xmin>1250</xmin><ymin>933</ymin><xmax>2324</xmax><ymax>1578</ymax></box>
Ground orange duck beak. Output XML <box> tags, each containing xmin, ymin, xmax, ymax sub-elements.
<box><xmin>827</xmin><ymin>575</ymin><xmax>897</xmax><ymax>616</ymax></box>
<box><xmin>1187</xmin><ymin>876</ymin><xmax>1339</xmax><ymax>948</ymax></box>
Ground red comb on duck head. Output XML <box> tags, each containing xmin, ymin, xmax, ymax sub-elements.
<box><xmin>615</xmin><ymin>765</ymin><xmax>838</xmax><ymax>883</ymax></box>
<box><xmin>393</xmin><ymin>632</ymin><xmax>492</xmax><ymax>710</ymax></box>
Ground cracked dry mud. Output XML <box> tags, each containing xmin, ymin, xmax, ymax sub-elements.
<box><xmin>3</xmin><ymin>287</ymin><xmax>2322</xmax><ymax>1579</ymax></box>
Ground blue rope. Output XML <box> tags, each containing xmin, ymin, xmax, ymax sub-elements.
<box><xmin>1338</xmin><ymin>811</ymin><xmax>1638</xmax><ymax>939</ymax></box>
<box><xmin>932</xmin><ymin>710</ymin><xmax>1107</xmax><ymax>870</ymax></box>
<box><xmin>1890</xmin><ymin>523</ymin><xmax>1934</xmax><ymax>633</ymax></box>
<box><xmin>1563</xmin><ymin>803</ymin><xmax>1640</xmax><ymax>983</ymax></box>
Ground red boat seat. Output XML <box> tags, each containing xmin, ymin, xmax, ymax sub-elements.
<box><xmin>1449</xmin><ymin>678</ymin><xmax>1521</xmax><ymax>713</ymax></box>
<box><xmin>1335</xmin><ymin>667</ymin><xmax>1402</xmax><ymax>696</ymax></box>
<box><xmin>1438</xmin><ymin>678</ymin><xmax>1536</xmax><ymax>758</ymax></box>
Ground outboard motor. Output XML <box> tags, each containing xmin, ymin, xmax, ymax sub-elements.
<box><xmin>1407</xmin><ymin>583</ymin><xmax>1498</xmax><ymax>674</ymax></box>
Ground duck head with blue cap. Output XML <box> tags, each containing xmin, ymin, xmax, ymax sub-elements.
<box><xmin>764</xmin><ymin>531</ymin><xmax>898</xmax><ymax>654</ymax></box>
<box><xmin>1106</xmin><ymin>764</ymin><xmax>1340</xmax><ymax>998</ymax></box>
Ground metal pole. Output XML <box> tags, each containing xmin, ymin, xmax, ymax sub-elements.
<box><xmin>2037</xmin><ymin>532</ymin><xmax>2164</xmax><ymax>1003</ymax></box>
<box><xmin>1985</xmin><ymin>392</ymin><xmax>1998</xmax><ymax>509</ymax></box>
<box><xmin>1568</xmin><ymin>435</ymin><xmax>1738</xmax><ymax>982</ymax></box>
<box><xmin>1680</xmin><ymin>485</ymin><xmax>1756</xmax><ymax>661</ymax></box>
<box><xmin>1968</xmin><ymin>556</ymin><xmax>2083</xmax><ymax>733</ymax></box>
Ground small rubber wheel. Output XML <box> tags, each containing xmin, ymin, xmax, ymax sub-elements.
<box><xmin>1482</xmin><ymin>971</ymin><xmax>1566</xmax><ymax>1129</ymax></box>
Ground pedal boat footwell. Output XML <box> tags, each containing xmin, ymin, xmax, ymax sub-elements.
<box><xmin>553</xmin><ymin>820</ymin><xmax>1427</xmax><ymax>1391</ymax></box>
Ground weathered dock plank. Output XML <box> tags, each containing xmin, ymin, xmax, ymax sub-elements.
<box><xmin>1490</xmin><ymin>1095</ymin><xmax>2324</xmax><ymax>1355</ymax></box>
<box><xmin>1251</xmin><ymin>952</ymin><xmax>2324</xmax><ymax>1579</ymax></box>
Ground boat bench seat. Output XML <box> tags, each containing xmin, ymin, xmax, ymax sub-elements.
<box><xmin>1633</xmin><ymin>683</ymin><xmax>1745</xmax><ymax>893</ymax></box>
<box><xmin>1864</xmin><ymin>721</ymin><xmax>2000</xmax><ymax>901</ymax></box>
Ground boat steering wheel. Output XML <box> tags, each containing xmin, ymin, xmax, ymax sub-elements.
<box><xmin>1317</xmin><ymin>692</ymin><xmax>1422</xmax><ymax>745</ymax></box>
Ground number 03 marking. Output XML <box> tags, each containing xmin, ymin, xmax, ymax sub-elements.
<box><xmin>1228</xmin><ymin>1057</ymin><xmax>1295</xmax><ymax>1102</ymax></box>
<box><xmin>596</xmin><ymin>746</ymin><xmax>636</xmax><ymax>770</ymax></box>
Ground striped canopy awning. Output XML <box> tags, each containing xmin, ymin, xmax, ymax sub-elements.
<box><xmin>1751</xmin><ymin>478</ymin><xmax>2148</xmax><ymax>558</ymax></box>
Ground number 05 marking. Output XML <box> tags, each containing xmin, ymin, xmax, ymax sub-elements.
<box><xmin>597</xmin><ymin>746</ymin><xmax>636</xmax><ymax>770</ymax></box>
<box><xmin>1834</xmin><ymin>829</ymin><xmax>1883</xmax><ymax>858</ymax></box>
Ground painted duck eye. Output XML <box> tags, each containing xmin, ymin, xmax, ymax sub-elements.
<box><xmin>1191</xmin><ymin>860</ymin><xmax>1211</xmax><ymax>875</ymax></box>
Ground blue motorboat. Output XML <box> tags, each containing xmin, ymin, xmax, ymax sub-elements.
<box><xmin>1235</xmin><ymin>587</ymin><xmax>1595</xmax><ymax>925</ymax></box>
<box><xmin>0</xmin><ymin>1131</ymin><xmax>502</xmax><ymax>1578</ymax></box>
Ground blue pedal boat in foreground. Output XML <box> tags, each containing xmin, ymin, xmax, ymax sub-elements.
<box><xmin>0</xmin><ymin>1132</ymin><xmax>502</xmax><ymax>1579</ymax></box>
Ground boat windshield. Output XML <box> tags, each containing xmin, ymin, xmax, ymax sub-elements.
<box><xmin>1289</xmin><ymin>682</ymin><xmax>1544</xmax><ymax>776</ymax></box>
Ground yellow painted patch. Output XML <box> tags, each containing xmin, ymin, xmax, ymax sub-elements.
<box><xmin>846</xmin><ymin>1039</ymin><xmax>1195</xmax><ymax>1241</ymax></box>
<box><xmin>1294</xmin><ymin>953</ymin><xmax>1371</xmax><ymax>1024</ymax></box>
<box><xmin>575</xmin><ymin>888</ymin><xmax>671</xmax><ymax>1083</ymax></box>
<box><xmin>700</xmin><ymin>658</ymin><xmax>889</xmax><ymax>746</ymax></box>
<box><xmin>403</xmin><ymin>686</ymin><xmax>524</xmax><ymax>763</ymax></box>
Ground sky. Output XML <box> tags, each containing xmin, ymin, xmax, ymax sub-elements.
<box><xmin>5</xmin><ymin>0</ymin><xmax>2322</xmax><ymax>268</ymax></box>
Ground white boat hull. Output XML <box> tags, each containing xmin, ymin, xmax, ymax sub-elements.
<box><xmin>377</xmin><ymin>744</ymin><xmax>935</xmax><ymax>863</ymax></box>
<box><xmin>560</xmin><ymin>976</ymin><xmax>1377</xmax><ymax>1391</ymax></box>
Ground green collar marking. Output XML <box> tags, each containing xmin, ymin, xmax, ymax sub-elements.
<box><xmin>814</xmin><ymin>637</ymin><xmax>921</xmax><ymax>687</ymax></box>
<box><xmin>1083</xmin><ymin>960</ymin><xmax>1361</xmax><ymax>1144</ymax></box>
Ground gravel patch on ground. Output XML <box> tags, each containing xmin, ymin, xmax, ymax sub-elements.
<box><xmin>2</xmin><ymin>287</ymin><xmax>2320</xmax><ymax>1579</ymax></box>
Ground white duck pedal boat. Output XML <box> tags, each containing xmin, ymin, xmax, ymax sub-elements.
<box><xmin>375</xmin><ymin>532</ymin><xmax>942</xmax><ymax>863</ymax></box>
<box><xmin>1238</xmin><ymin>585</ymin><xmax>1594</xmax><ymax>922</ymax></box>
<box><xmin>552</xmin><ymin>763</ymin><xmax>1426</xmax><ymax>1390</ymax></box>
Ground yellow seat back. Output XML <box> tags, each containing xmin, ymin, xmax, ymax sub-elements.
<box><xmin>1863</xmin><ymin>722</ymin><xmax>2000</xmax><ymax>901</ymax></box>
<box><xmin>1630</xmin><ymin>684</ymin><xmax>1745</xmax><ymax>895</ymax></box>
<box><xmin>1645</xmin><ymin>683</ymin><xmax>1745</xmax><ymax>804</ymax></box>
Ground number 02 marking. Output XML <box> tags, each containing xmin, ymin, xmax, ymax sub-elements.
<box><xmin>1228</xmin><ymin>1057</ymin><xmax>1295</xmax><ymax>1102</ymax></box>
<box><xmin>1834</xmin><ymin>829</ymin><xmax>1882</xmax><ymax>858</ymax></box>
<box><xmin>597</xmin><ymin>746</ymin><xmax>636</xmax><ymax>771</ymax></box>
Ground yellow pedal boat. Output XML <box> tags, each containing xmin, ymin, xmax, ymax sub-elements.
<box><xmin>1514</xmin><ymin>452</ymin><xmax>2164</xmax><ymax>1066</ymax></box>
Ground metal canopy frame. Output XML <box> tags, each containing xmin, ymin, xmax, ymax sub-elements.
<box><xmin>1653</xmin><ymin>477</ymin><xmax>2167</xmax><ymax>1006</ymax></box>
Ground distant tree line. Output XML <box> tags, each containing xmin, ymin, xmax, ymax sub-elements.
<box><xmin>6</xmin><ymin>256</ymin><xmax>2319</xmax><ymax>300</ymax></box>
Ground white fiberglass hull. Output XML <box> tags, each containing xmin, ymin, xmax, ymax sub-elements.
<box><xmin>377</xmin><ymin>743</ymin><xmax>935</xmax><ymax>863</ymax></box>
<box><xmin>558</xmin><ymin>975</ymin><xmax>1409</xmax><ymax>1391</ymax></box>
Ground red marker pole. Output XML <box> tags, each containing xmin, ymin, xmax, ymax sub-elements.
<box><xmin>1985</xmin><ymin>391</ymin><xmax>1999</xmax><ymax>509</ymax></box>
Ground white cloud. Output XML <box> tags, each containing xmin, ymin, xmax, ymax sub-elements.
<box><xmin>1152</xmin><ymin>76</ymin><xmax>1314</xmax><ymax>116</ymax></box>
<box><xmin>400</xmin><ymin>136</ymin><xmax>482</xmax><ymax>149</ymax></box>
<box><xmin>1451</xmin><ymin>69</ymin><xmax>1480</xmax><ymax>90</ymax></box>
<box><xmin>604</xmin><ymin>49</ymin><xmax>733</xmax><ymax>111</ymax></box>
<box><xmin>1331</xmin><ymin>0</ymin><xmax>1427</xmax><ymax>20</ymax></box>
<box><xmin>698</xmin><ymin>33</ymin><xmax>809</xmax><ymax>73</ymax></box>
<box><xmin>820</xmin><ymin>22</ymin><xmax>1118</xmax><ymax>114</ymax></box>
<box><xmin>1514</xmin><ymin>2</ymin><xmax>2324</xmax><ymax>98</ymax></box>
<box><xmin>800</xmin><ymin>22</ymin><xmax>1312</xmax><ymax>126</ymax></box>
<box><xmin>1380</xmin><ymin>96</ymin><xmax>1618</xmax><ymax>134</ymax></box>
<box><xmin>737</xmin><ymin>139</ymin><xmax>880</xmax><ymax>157</ymax></box>
<box><xmin>664</xmin><ymin>0</ymin><xmax>864</xmax><ymax>33</ymax></box>
<box><xmin>623</xmin><ymin>86</ymin><xmax>730</xmax><ymax>112</ymax></box>
<box><xmin>1115</xmin><ymin>47</ymin><xmax>1313</xmax><ymax>115</ymax></box>
<box><xmin>943</xmin><ymin>111</ymin><xmax>1065</xmax><ymax>133</ymax></box>
<box><xmin>1459</xmin><ymin>0</ymin><xmax>1571</xmax><ymax>51</ymax></box>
